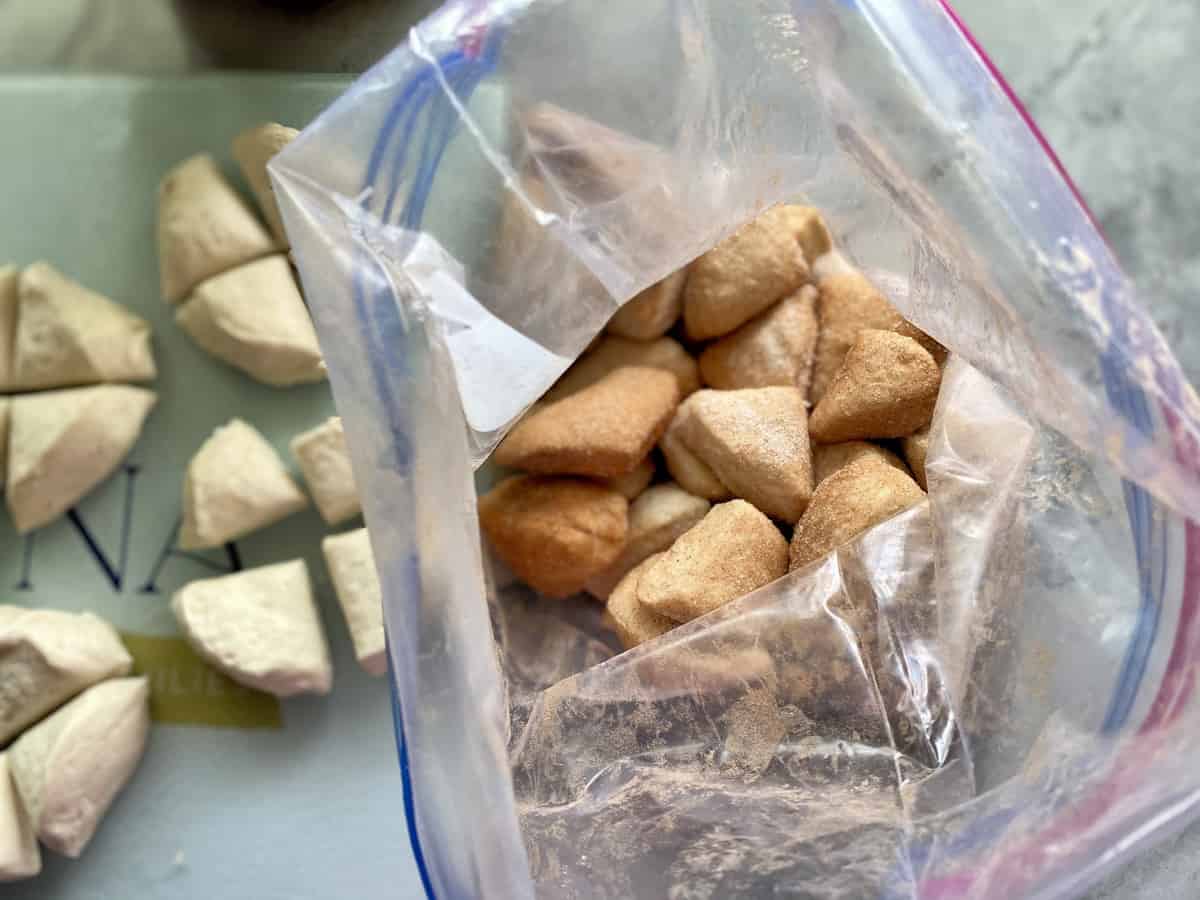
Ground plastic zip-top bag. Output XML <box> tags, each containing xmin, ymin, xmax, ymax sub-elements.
<box><xmin>270</xmin><ymin>1</ymin><xmax>1200</xmax><ymax>898</ymax></box>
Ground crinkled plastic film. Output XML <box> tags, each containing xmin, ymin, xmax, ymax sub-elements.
<box><xmin>271</xmin><ymin>0</ymin><xmax>1200</xmax><ymax>897</ymax></box>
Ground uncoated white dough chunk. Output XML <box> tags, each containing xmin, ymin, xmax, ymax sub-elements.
<box><xmin>0</xmin><ymin>606</ymin><xmax>133</xmax><ymax>745</ymax></box>
<box><xmin>176</xmin><ymin>254</ymin><xmax>326</xmax><ymax>387</ymax></box>
<box><xmin>322</xmin><ymin>528</ymin><xmax>386</xmax><ymax>676</ymax></box>
<box><xmin>0</xmin><ymin>754</ymin><xmax>40</xmax><ymax>881</ymax></box>
<box><xmin>0</xmin><ymin>265</ymin><xmax>15</xmax><ymax>390</ymax></box>
<box><xmin>7</xmin><ymin>385</ymin><xmax>156</xmax><ymax>533</ymax></box>
<box><xmin>11</xmin><ymin>262</ymin><xmax>156</xmax><ymax>390</ymax></box>
<box><xmin>180</xmin><ymin>418</ymin><xmax>308</xmax><ymax>550</ymax></box>
<box><xmin>172</xmin><ymin>559</ymin><xmax>333</xmax><ymax>696</ymax></box>
<box><xmin>157</xmin><ymin>153</ymin><xmax>276</xmax><ymax>304</ymax></box>
<box><xmin>232</xmin><ymin>122</ymin><xmax>299</xmax><ymax>246</ymax></box>
<box><xmin>9</xmin><ymin>676</ymin><xmax>150</xmax><ymax>859</ymax></box>
<box><xmin>291</xmin><ymin>417</ymin><xmax>360</xmax><ymax>525</ymax></box>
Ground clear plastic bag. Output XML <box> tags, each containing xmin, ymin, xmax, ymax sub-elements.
<box><xmin>271</xmin><ymin>1</ymin><xmax>1200</xmax><ymax>897</ymax></box>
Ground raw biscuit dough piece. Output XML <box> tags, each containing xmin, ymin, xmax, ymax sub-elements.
<box><xmin>545</xmin><ymin>335</ymin><xmax>699</xmax><ymax>402</ymax></box>
<box><xmin>903</xmin><ymin>426</ymin><xmax>931</xmax><ymax>490</ymax></box>
<box><xmin>606</xmin><ymin>553</ymin><xmax>675</xmax><ymax>649</ymax></box>
<box><xmin>176</xmin><ymin>254</ymin><xmax>325</xmax><ymax>387</ymax></box>
<box><xmin>157</xmin><ymin>153</ymin><xmax>276</xmax><ymax>303</ymax></box>
<box><xmin>0</xmin><ymin>265</ymin><xmax>16</xmax><ymax>389</ymax></box>
<box><xmin>683</xmin><ymin>211</ymin><xmax>809</xmax><ymax>340</ymax></box>
<box><xmin>0</xmin><ymin>753</ymin><xmax>39</xmax><ymax>880</ymax></box>
<box><xmin>677</xmin><ymin>387</ymin><xmax>813</xmax><ymax>522</ymax></box>
<box><xmin>232</xmin><ymin>122</ymin><xmax>299</xmax><ymax>245</ymax></box>
<box><xmin>11</xmin><ymin>262</ymin><xmax>156</xmax><ymax>390</ymax></box>
<box><xmin>607</xmin><ymin>268</ymin><xmax>687</xmax><ymax>341</ymax></box>
<box><xmin>9</xmin><ymin>676</ymin><xmax>150</xmax><ymax>859</ymax></box>
<box><xmin>0</xmin><ymin>606</ymin><xmax>133</xmax><ymax>745</ymax></box>
<box><xmin>180</xmin><ymin>418</ymin><xmax>308</xmax><ymax>549</ymax></box>
<box><xmin>789</xmin><ymin>457</ymin><xmax>926</xmax><ymax>571</ymax></box>
<box><xmin>600</xmin><ymin>456</ymin><xmax>655</xmax><ymax>500</ymax></box>
<box><xmin>769</xmin><ymin>204</ymin><xmax>833</xmax><ymax>263</ymax></box>
<box><xmin>811</xmin><ymin>271</ymin><xmax>904</xmax><ymax>403</ymax></box>
<box><xmin>7</xmin><ymin>385</ymin><xmax>156</xmax><ymax>533</ymax></box>
<box><xmin>0</xmin><ymin>397</ymin><xmax>8</xmax><ymax>492</ymax></box>
<box><xmin>638</xmin><ymin>499</ymin><xmax>788</xmax><ymax>623</ymax></box>
<box><xmin>585</xmin><ymin>483</ymin><xmax>711</xmax><ymax>599</ymax></box>
<box><xmin>172</xmin><ymin>559</ymin><xmax>333</xmax><ymax>696</ymax></box>
<box><xmin>291</xmin><ymin>417</ymin><xmax>360</xmax><ymax>525</ymax></box>
<box><xmin>478</xmin><ymin>476</ymin><xmax>627</xmax><ymax>599</ymax></box>
<box><xmin>809</xmin><ymin>330</ymin><xmax>940</xmax><ymax>443</ymax></box>
<box><xmin>698</xmin><ymin>285</ymin><xmax>819</xmax><ymax>394</ymax></box>
<box><xmin>659</xmin><ymin>405</ymin><xmax>731</xmax><ymax>501</ymax></box>
<box><xmin>813</xmin><ymin>440</ymin><xmax>907</xmax><ymax>485</ymax></box>
<box><xmin>494</xmin><ymin>367</ymin><xmax>679</xmax><ymax>478</ymax></box>
<box><xmin>322</xmin><ymin>528</ymin><xmax>386</xmax><ymax>677</ymax></box>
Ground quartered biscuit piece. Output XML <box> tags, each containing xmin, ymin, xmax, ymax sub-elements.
<box><xmin>0</xmin><ymin>398</ymin><xmax>8</xmax><ymax>492</ymax></box>
<box><xmin>813</xmin><ymin>440</ymin><xmax>907</xmax><ymax>485</ymax></box>
<box><xmin>659</xmin><ymin>403</ymin><xmax>731</xmax><ymax>501</ymax></box>
<box><xmin>607</xmin><ymin>268</ymin><xmax>687</xmax><ymax>341</ymax></box>
<box><xmin>810</xmin><ymin>271</ymin><xmax>905</xmax><ymax>403</ymax></box>
<box><xmin>9</xmin><ymin>677</ymin><xmax>149</xmax><ymax>859</ymax></box>
<box><xmin>676</xmin><ymin>387</ymin><xmax>813</xmax><ymax>522</ymax></box>
<box><xmin>638</xmin><ymin>499</ymin><xmax>788</xmax><ymax>623</ymax></box>
<box><xmin>180</xmin><ymin>418</ymin><xmax>308</xmax><ymax>550</ymax></box>
<box><xmin>478</xmin><ymin>476</ymin><xmax>628</xmax><ymax>599</ymax></box>
<box><xmin>809</xmin><ymin>330</ymin><xmax>941</xmax><ymax>443</ymax></box>
<box><xmin>322</xmin><ymin>528</ymin><xmax>386</xmax><ymax>677</ymax></box>
<box><xmin>494</xmin><ymin>366</ymin><xmax>679</xmax><ymax>478</ymax></box>
<box><xmin>157</xmin><ymin>154</ymin><xmax>276</xmax><ymax>303</ymax></box>
<box><xmin>11</xmin><ymin>262</ymin><xmax>155</xmax><ymax>391</ymax></box>
<box><xmin>683</xmin><ymin>210</ymin><xmax>809</xmax><ymax>340</ymax></box>
<box><xmin>7</xmin><ymin>385</ymin><xmax>156</xmax><ymax>533</ymax></box>
<box><xmin>789</xmin><ymin>457</ymin><xmax>926</xmax><ymax>571</ymax></box>
<box><xmin>291</xmin><ymin>417</ymin><xmax>360</xmax><ymax>525</ymax></box>
<box><xmin>606</xmin><ymin>553</ymin><xmax>675</xmax><ymax>650</ymax></box>
<box><xmin>698</xmin><ymin>285</ymin><xmax>819</xmax><ymax>394</ymax></box>
<box><xmin>176</xmin><ymin>254</ymin><xmax>325</xmax><ymax>387</ymax></box>
<box><xmin>0</xmin><ymin>606</ymin><xmax>133</xmax><ymax>746</ymax></box>
<box><xmin>0</xmin><ymin>265</ymin><xmax>16</xmax><ymax>390</ymax></box>
<box><xmin>903</xmin><ymin>426</ymin><xmax>931</xmax><ymax>491</ymax></box>
<box><xmin>545</xmin><ymin>335</ymin><xmax>699</xmax><ymax>402</ymax></box>
<box><xmin>0</xmin><ymin>754</ymin><xmax>39</xmax><ymax>881</ymax></box>
<box><xmin>600</xmin><ymin>455</ymin><xmax>655</xmax><ymax>500</ymax></box>
<box><xmin>172</xmin><ymin>559</ymin><xmax>333</xmax><ymax>696</ymax></box>
<box><xmin>768</xmin><ymin>204</ymin><xmax>833</xmax><ymax>264</ymax></box>
<box><xmin>231</xmin><ymin>122</ymin><xmax>299</xmax><ymax>246</ymax></box>
<box><xmin>585</xmin><ymin>482</ymin><xmax>711</xmax><ymax>599</ymax></box>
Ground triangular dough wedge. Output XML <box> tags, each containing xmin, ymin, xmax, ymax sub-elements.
<box><xmin>180</xmin><ymin>418</ymin><xmax>308</xmax><ymax>550</ymax></box>
<box><xmin>0</xmin><ymin>753</ymin><xmax>40</xmax><ymax>881</ymax></box>
<box><xmin>322</xmin><ymin>528</ymin><xmax>385</xmax><ymax>676</ymax></box>
<box><xmin>0</xmin><ymin>265</ymin><xmax>15</xmax><ymax>390</ymax></box>
<box><xmin>11</xmin><ymin>262</ymin><xmax>155</xmax><ymax>390</ymax></box>
<box><xmin>157</xmin><ymin>154</ymin><xmax>275</xmax><ymax>303</ymax></box>
<box><xmin>290</xmin><ymin>416</ymin><xmax>360</xmax><ymax>525</ymax></box>
<box><xmin>607</xmin><ymin>268</ymin><xmax>687</xmax><ymax>341</ymax></box>
<box><xmin>172</xmin><ymin>560</ymin><xmax>333</xmax><ymax>696</ymax></box>
<box><xmin>176</xmin><ymin>254</ymin><xmax>325</xmax><ymax>387</ymax></box>
<box><xmin>0</xmin><ymin>606</ymin><xmax>133</xmax><ymax>745</ymax></box>
<box><xmin>7</xmin><ymin>385</ymin><xmax>156</xmax><ymax>533</ymax></box>
<box><xmin>232</xmin><ymin>122</ymin><xmax>299</xmax><ymax>246</ymax></box>
<box><xmin>9</xmin><ymin>677</ymin><xmax>150</xmax><ymax>858</ymax></box>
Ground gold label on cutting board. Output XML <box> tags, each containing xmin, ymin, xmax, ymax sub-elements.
<box><xmin>120</xmin><ymin>632</ymin><xmax>283</xmax><ymax>730</ymax></box>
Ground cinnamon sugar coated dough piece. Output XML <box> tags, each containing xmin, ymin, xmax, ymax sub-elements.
<box><xmin>896</xmin><ymin>319</ymin><xmax>947</xmax><ymax>366</ymax></box>
<box><xmin>545</xmin><ymin>335</ymin><xmax>699</xmax><ymax>401</ymax></box>
<box><xmin>659</xmin><ymin>402</ymin><xmax>731</xmax><ymax>500</ymax></box>
<box><xmin>698</xmin><ymin>285</ymin><xmax>818</xmax><ymax>393</ymax></box>
<box><xmin>157</xmin><ymin>154</ymin><xmax>276</xmax><ymax>303</ymax></box>
<box><xmin>0</xmin><ymin>753</ymin><xmax>40</xmax><ymax>881</ymax></box>
<box><xmin>809</xmin><ymin>330</ymin><xmax>940</xmax><ymax>443</ymax></box>
<box><xmin>172</xmin><ymin>560</ymin><xmax>333</xmax><ymax>696</ymax></box>
<box><xmin>677</xmin><ymin>387</ymin><xmax>813</xmax><ymax>522</ymax></box>
<box><xmin>11</xmin><ymin>262</ymin><xmax>156</xmax><ymax>391</ymax></box>
<box><xmin>494</xmin><ymin>366</ymin><xmax>679</xmax><ymax>478</ymax></box>
<box><xmin>789</xmin><ymin>457</ymin><xmax>925</xmax><ymax>570</ymax></box>
<box><xmin>322</xmin><ymin>528</ymin><xmax>386</xmax><ymax>676</ymax></box>
<box><xmin>765</xmin><ymin>204</ymin><xmax>833</xmax><ymax>264</ymax></box>
<box><xmin>585</xmin><ymin>483</ymin><xmax>711</xmax><ymax>599</ymax></box>
<box><xmin>600</xmin><ymin>456</ymin><xmax>655</xmax><ymax>500</ymax></box>
<box><xmin>478</xmin><ymin>476</ymin><xmax>628</xmax><ymax>598</ymax></box>
<box><xmin>606</xmin><ymin>553</ymin><xmax>675</xmax><ymax>649</ymax></box>
<box><xmin>813</xmin><ymin>440</ymin><xmax>907</xmax><ymax>485</ymax></box>
<box><xmin>291</xmin><ymin>417</ymin><xmax>361</xmax><ymax>525</ymax></box>
<box><xmin>9</xmin><ymin>677</ymin><xmax>150</xmax><ymax>859</ymax></box>
<box><xmin>903</xmin><ymin>426</ymin><xmax>931</xmax><ymax>490</ymax></box>
<box><xmin>683</xmin><ymin>211</ymin><xmax>809</xmax><ymax>340</ymax></box>
<box><xmin>638</xmin><ymin>500</ymin><xmax>788</xmax><ymax>623</ymax></box>
<box><xmin>810</xmin><ymin>271</ymin><xmax>904</xmax><ymax>402</ymax></box>
<box><xmin>231</xmin><ymin>122</ymin><xmax>299</xmax><ymax>245</ymax></box>
<box><xmin>0</xmin><ymin>265</ymin><xmax>15</xmax><ymax>389</ymax></box>
<box><xmin>607</xmin><ymin>268</ymin><xmax>687</xmax><ymax>340</ymax></box>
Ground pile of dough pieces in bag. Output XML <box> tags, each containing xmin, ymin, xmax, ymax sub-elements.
<box><xmin>0</xmin><ymin>124</ymin><xmax>386</xmax><ymax>882</ymax></box>
<box><xmin>480</xmin><ymin>204</ymin><xmax>944</xmax><ymax>652</ymax></box>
